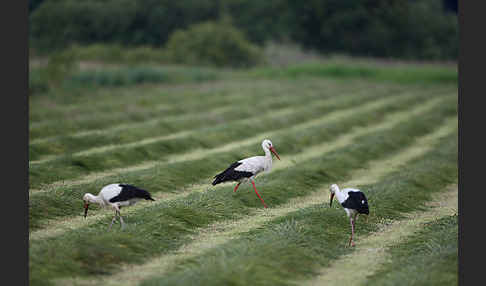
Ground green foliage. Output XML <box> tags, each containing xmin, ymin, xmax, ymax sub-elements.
<box><xmin>29</xmin><ymin>0</ymin><xmax>219</xmax><ymax>52</ymax></box>
<box><xmin>165</xmin><ymin>21</ymin><xmax>262</xmax><ymax>68</ymax></box>
<box><xmin>284</xmin><ymin>0</ymin><xmax>458</xmax><ymax>60</ymax></box>
<box><xmin>67</xmin><ymin>44</ymin><xmax>170</xmax><ymax>64</ymax></box>
<box><xmin>29</xmin><ymin>69</ymin><xmax>49</xmax><ymax>95</ymax></box>
<box><xmin>29</xmin><ymin>50</ymin><xmax>79</xmax><ymax>96</ymax></box>
<box><xmin>30</xmin><ymin>0</ymin><xmax>457</xmax><ymax>61</ymax></box>
<box><xmin>29</xmin><ymin>0</ymin><xmax>46</xmax><ymax>13</ymax></box>
<box><xmin>218</xmin><ymin>0</ymin><xmax>292</xmax><ymax>45</ymax></box>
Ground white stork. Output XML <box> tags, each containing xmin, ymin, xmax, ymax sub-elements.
<box><xmin>212</xmin><ymin>139</ymin><xmax>281</xmax><ymax>208</ymax></box>
<box><xmin>82</xmin><ymin>183</ymin><xmax>155</xmax><ymax>229</ymax></box>
<box><xmin>329</xmin><ymin>184</ymin><xmax>369</xmax><ymax>247</ymax></box>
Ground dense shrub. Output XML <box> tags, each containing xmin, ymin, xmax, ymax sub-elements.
<box><xmin>29</xmin><ymin>0</ymin><xmax>219</xmax><ymax>52</ymax></box>
<box><xmin>67</xmin><ymin>44</ymin><xmax>170</xmax><ymax>64</ymax></box>
<box><xmin>283</xmin><ymin>0</ymin><xmax>458</xmax><ymax>60</ymax></box>
<box><xmin>29</xmin><ymin>51</ymin><xmax>79</xmax><ymax>95</ymax></box>
<box><xmin>165</xmin><ymin>21</ymin><xmax>262</xmax><ymax>68</ymax></box>
<box><xmin>30</xmin><ymin>0</ymin><xmax>457</xmax><ymax>60</ymax></box>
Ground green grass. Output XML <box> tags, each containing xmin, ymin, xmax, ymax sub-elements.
<box><xmin>29</xmin><ymin>95</ymin><xmax>455</xmax><ymax>285</ymax></box>
<box><xmin>28</xmin><ymin>86</ymin><xmax>409</xmax><ymax>189</ymax></box>
<box><xmin>363</xmin><ymin>215</ymin><xmax>458</xmax><ymax>286</ymax></box>
<box><xmin>28</xmin><ymin>92</ymin><xmax>451</xmax><ymax>229</ymax></box>
<box><xmin>139</xmin><ymin>133</ymin><xmax>457</xmax><ymax>286</ymax></box>
<box><xmin>64</xmin><ymin>66</ymin><xmax>220</xmax><ymax>88</ymax></box>
<box><xmin>29</xmin><ymin>57</ymin><xmax>458</xmax><ymax>286</ymax></box>
<box><xmin>249</xmin><ymin>62</ymin><xmax>457</xmax><ymax>85</ymax></box>
<box><xmin>29</xmin><ymin>77</ymin><xmax>376</xmax><ymax>141</ymax></box>
<box><xmin>29</xmin><ymin>81</ymin><xmax>376</xmax><ymax>161</ymax></box>
<box><xmin>59</xmin><ymin>44</ymin><xmax>172</xmax><ymax>64</ymax></box>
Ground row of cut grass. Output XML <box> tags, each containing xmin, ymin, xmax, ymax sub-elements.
<box><xmin>137</xmin><ymin>132</ymin><xmax>457</xmax><ymax>286</ymax></box>
<box><xmin>362</xmin><ymin>215</ymin><xmax>457</xmax><ymax>286</ymax></box>
<box><xmin>302</xmin><ymin>185</ymin><xmax>457</xmax><ymax>286</ymax></box>
<box><xmin>30</xmin><ymin>59</ymin><xmax>455</xmax><ymax>132</ymax></box>
<box><xmin>30</xmin><ymin>82</ymin><xmax>382</xmax><ymax>161</ymax></box>
<box><xmin>29</xmin><ymin>98</ymin><xmax>456</xmax><ymax>285</ymax></box>
<box><xmin>55</xmin><ymin>117</ymin><xmax>457</xmax><ymax>286</ymax></box>
<box><xmin>29</xmin><ymin>80</ymin><xmax>294</xmax><ymax>139</ymax></box>
<box><xmin>28</xmin><ymin>78</ymin><xmax>286</xmax><ymax>123</ymax></box>
<box><xmin>29</xmin><ymin>97</ymin><xmax>453</xmax><ymax>238</ymax></box>
<box><xmin>28</xmin><ymin>92</ymin><xmax>444</xmax><ymax>228</ymax></box>
<box><xmin>29</xmin><ymin>77</ymin><xmax>364</xmax><ymax>134</ymax></box>
<box><xmin>29</xmin><ymin>56</ymin><xmax>456</xmax><ymax>126</ymax></box>
<box><xmin>28</xmin><ymin>87</ymin><xmax>406</xmax><ymax>189</ymax></box>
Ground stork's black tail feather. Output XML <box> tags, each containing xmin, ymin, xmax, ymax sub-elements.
<box><xmin>109</xmin><ymin>184</ymin><xmax>155</xmax><ymax>203</ymax></box>
<box><xmin>212</xmin><ymin>172</ymin><xmax>226</xmax><ymax>186</ymax></box>
<box><xmin>212</xmin><ymin>161</ymin><xmax>253</xmax><ymax>186</ymax></box>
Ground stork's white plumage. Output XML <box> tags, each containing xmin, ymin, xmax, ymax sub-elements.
<box><xmin>212</xmin><ymin>139</ymin><xmax>281</xmax><ymax>208</ymax></box>
<box><xmin>329</xmin><ymin>184</ymin><xmax>369</xmax><ymax>247</ymax></box>
<box><xmin>83</xmin><ymin>183</ymin><xmax>155</xmax><ymax>229</ymax></box>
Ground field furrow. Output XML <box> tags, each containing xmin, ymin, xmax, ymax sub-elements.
<box><xmin>29</xmin><ymin>94</ymin><xmax>456</xmax><ymax>285</ymax></box>
<box><xmin>29</xmin><ymin>85</ymin><xmax>383</xmax><ymax>163</ymax></box>
<box><xmin>29</xmin><ymin>78</ymin><xmax>367</xmax><ymax>149</ymax></box>
<box><xmin>52</xmin><ymin>117</ymin><xmax>457</xmax><ymax>286</ymax></box>
<box><xmin>29</xmin><ymin>93</ymin><xmax>452</xmax><ymax>230</ymax></box>
<box><xmin>29</xmin><ymin>53</ymin><xmax>458</xmax><ymax>286</ymax></box>
<box><xmin>302</xmin><ymin>185</ymin><xmax>457</xmax><ymax>286</ymax></box>
<box><xmin>133</xmin><ymin>131</ymin><xmax>457</xmax><ymax>286</ymax></box>
<box><xmin>29</xmin><ymin>79</ymin><xmax>286</xmax><ymax>124</ymax></box>
<box><xmin>30</xmin><ymin>97</ymin><xmax>449</xmax><ymax>239</ymax></box>
<box><xmin>28</xmin><ymin>88</ymin><xmax>415</xmax><ymax>189</ymax></box>
<box><xmin>29</xmin><ymin>78</ymin><xmax>367</xmax><ymax>140</ymax></box>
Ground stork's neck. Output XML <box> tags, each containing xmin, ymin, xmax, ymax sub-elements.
<box><xmin>334</xmin><ymin>189</ymin><xmax>348</xmax><ymax>204</ymax></box>
<box><xmin>85</xmin><ymin>193</ymin><xmax>105</xmax><ymax>206</ymax></box>
<box><xmin>263</xmin><ymin>148</ymin><xmax>273</xmax><ymax>171</ymax></box>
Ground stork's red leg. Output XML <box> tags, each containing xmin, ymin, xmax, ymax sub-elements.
<box><xmin>234</xmin><ymin>182</ymin><xmax>241</xmax><ymax>193</ymax></box>
<box><xmin>349</xmin><ymin>217</ymin><xmax>356</xmax><ymax>247</ymax></box>
<box><xmin>251</xmin><ymin>180</ymin><xmax>267</xmax><ymax>208</ymax></box>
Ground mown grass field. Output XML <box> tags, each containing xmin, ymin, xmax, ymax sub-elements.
<box><xmin>29</xmin><ymin>56</ymin><xmax>458</xmax><ymax>286</ymax></box>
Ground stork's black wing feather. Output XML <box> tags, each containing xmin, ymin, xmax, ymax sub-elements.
<box><xmin>212</xmin><ymin>161</ymin><xmax>253</xmax><ymax>185</ymax></box>
<box><xmin>109</xmin><ymin>184</ymin><xmax>155</xmax><ymax>202</ymax></box>
<box><xmin>341</xmin><ymin>191</ymin><xmax>369</xmax><ymax>214</ymax></box>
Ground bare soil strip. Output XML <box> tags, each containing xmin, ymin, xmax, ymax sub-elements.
<box><xmin>28</xmin><ymin>100</ymin><xmax>452</xmax><ymax>241</ymax></box>
<box><xmin>51</xmin><ymin>118</ymin><xmax>457</xmax><ymax>286</ymax></box>
<box><xmin>302</xmin><ymin>184</ymin><xmax>458</xmax><ymax>286</ymax></box>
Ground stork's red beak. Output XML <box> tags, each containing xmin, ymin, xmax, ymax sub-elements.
<box><xmin>84</xmin><ymin>202</ymin><xmax>89</xmax><ymax>218</ymax></box>
<box><xmin>330</xmin><ymin>193</ymin><xmax>335</xmax><ymax>207</ymax></box>
<box><xmin>269</xmin><ymin>146</ymin><xmax>280</xmax><ymax>160</ymax></box>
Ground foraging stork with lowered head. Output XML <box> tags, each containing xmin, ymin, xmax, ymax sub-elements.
<box><xmin>329</xmin><ymin>184</ymin><xmax>369</xmax><ymax>247</ymax></box>
<box><xmin>83</xmin><ymin>183</ymin><xmax>155</xmax><ymax>229</ymax></box>
<box><xmin>212</xmin><ymin>139</ymin><xmax>280</xmax><ymax>208</ymax></box>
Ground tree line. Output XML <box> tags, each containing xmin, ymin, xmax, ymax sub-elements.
<box><xmin>30</xmin><ymin>0</ymin><xmax>458</xmax><ymax>60</ymax></box>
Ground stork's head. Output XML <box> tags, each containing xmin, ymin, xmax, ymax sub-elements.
<box><xmin>262</xmin><ymin>139</ymin><xmax>280</xmax><ymax>160</ymax></box>
<box><xmin>329</xmin><ymin>184</ymin><xmax>339</xmax><ymax>207</ymax></box>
